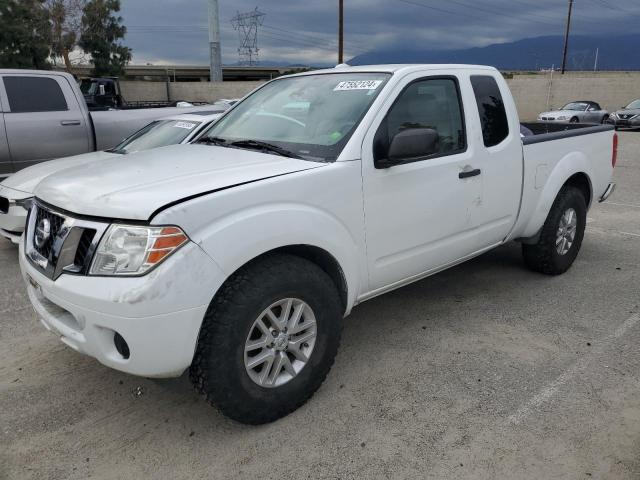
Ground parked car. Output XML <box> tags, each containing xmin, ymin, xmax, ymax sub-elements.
<box><xmin>538</xmin><ymin>101</ymin><xmax>609</xmax><ymax>124</ymax></box>
<box><xmin>79</xmin><ymin>76</ymin><xmax>211</xmax><ymax>111</ymax></box>
<box><xmin>0</xmin><ymin>69</ymin><xmax>230</xmax><ymax>178</ymax></box>
<box><xmin>0</xmin><ymin>111</ymin><xmax>224</xmax><ymax>243</ymax></box>
<box><xmin>19</xmin><ymin>64</ymin><xmax>616</xmax><ymax>424</ymax></box>
<box><xmin>607</xmin><ymin>99</ymin><xmax>640</xmax><ymax>130</ymax></box>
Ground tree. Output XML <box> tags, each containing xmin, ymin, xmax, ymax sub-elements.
<box><xmin>46</xmin><ymin>0</ymin><xmax>87</xmax><ymax>74</ymax></box>
<box><xmin>79</xmin><ymin>0</ymin><xmax>131</xmax><ymax>77</ymax></box>
<box><xmin>0</xmin><ymin>0</ymin><xmax>52</xmax><ymax>69</ymax></box>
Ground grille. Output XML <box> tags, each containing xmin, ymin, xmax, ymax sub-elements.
<box><xmin>26</xmin><ymin>203</ymin><xmax>107</xmax><ymax>280</ymax></box>
<box><xmin>73</xmin><ymin>228</ymin><xmax>97</xmax><ymax>272</ymax></box>
<box><xmin>0</xmin><ymin>196</ymin><xmax>8</xmax><ymax>214</ymax></box>
<box><xmin>33</xmin><ymin>207</ymin><xmax>65</xmax><ymax>260</ymax></box>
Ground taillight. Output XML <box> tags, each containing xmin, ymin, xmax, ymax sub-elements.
<box><xmin>612</xmin><ymin>133</ymin><xmax>618</xmax><ymax>168</ymax></box>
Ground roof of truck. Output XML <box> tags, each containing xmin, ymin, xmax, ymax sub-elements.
<box><xmin>288</xmin><ymin>64</ymin><xmax>498</xmax><ymax>77</ymax></box>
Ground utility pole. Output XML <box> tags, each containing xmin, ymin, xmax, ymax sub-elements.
<box><xmin>594</xmin><ymin>47</ymin><xmax>599</xmax><ymax>71</ymax></box>
<box><xmin>208</xmin><ymin>0</ymin><xmax>223</xmax><ymax>82</ymax></box>
<box><xmin>338</xmin><ymin>0</ymin><xmax>344</xmax><ymax>64</ymax></box>
<box><xmin>561</xmin><ymin>0</ymin><xmax>574</xmax><ymax>74</ymax></box>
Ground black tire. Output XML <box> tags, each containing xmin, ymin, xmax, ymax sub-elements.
<box><xmin>522</xmin><ymin>186</ymin><xmax>587</xmax><ymax>275</ymax></box>
<box><xmin>189</xmin><ymin>253</ymin><xmax>343</xmax><ymax>424</ymax></box>
<box><xmin>601</xmin><ymin>115</ymin><xmax>609</xmax><ymax>124</ymax></box>
<box><xmin>570</xmin><ymin>117</ymin><xmax>580</xmax><ymax>123</ymax></box>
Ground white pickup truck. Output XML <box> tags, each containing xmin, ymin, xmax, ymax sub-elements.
<box><xmin>19</xmin><ymin>64</ymin><xmax>616</xmax><ymax>424</ymax></box>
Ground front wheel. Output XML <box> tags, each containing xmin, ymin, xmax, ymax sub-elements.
<box><xmin>570</xmin><ymin>117</ymin><xmax>580</xmax><ymax>123</ymax></box>
<box><xmin>190</xmin><ymin>253</ymin><xmax>343</xmax><ymax>424</ymax></box>
<box><xmin>522</xmin><ymin>186</ymin><xmax>587</xmax><ymax>275</ymax></box>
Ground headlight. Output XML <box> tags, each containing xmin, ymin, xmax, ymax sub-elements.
<box><xmin>609</xmin><ymin>113</ymin><xmax>617</xmax><ymax>119</ymax></box>
<box><xmin>90</xmin><ymin>225</ymin><xmax>188</xmax><ymax>276</ymax></box>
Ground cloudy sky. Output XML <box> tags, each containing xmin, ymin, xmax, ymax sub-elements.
<box><xmin>119</xmin><ymin>0</ymin><xmax>640</xmax><ymax>65</ymax></box>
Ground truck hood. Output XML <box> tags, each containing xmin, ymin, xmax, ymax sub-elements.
<box><xmin>2</xmin><ymin>151</ymin><xmax>117</xmax><ymax>195</ymax></box>
<box><xmin>34</xmin><ymin>144</ymin><xmax>326</xmax><ymax>220</ymax></box>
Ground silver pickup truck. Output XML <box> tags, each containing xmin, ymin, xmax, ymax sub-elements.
<box><xmin>0</xmin><ymin>69</ymin><xmax>228</xmax><ymax>177</ymax></box>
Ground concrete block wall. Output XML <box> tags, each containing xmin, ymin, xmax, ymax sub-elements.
<box><xmin>119</xmin><ymin>80</ymin><xmax>264</xmax><ymax>104</ymax></box>
<box><xmin>507</xmin><ymin>72</ymin><xmax>640</xmax><ymax>121</ymax></box>
<box><xmin>121</xmin><ymin>73</ymin><xmax>640</xmax><ymax>121</ymax></box>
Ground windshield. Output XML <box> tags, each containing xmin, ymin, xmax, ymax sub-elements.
<box><xmin>625</xmin><ymin>99</ymin><xmax>640</xmax><ymax>110</ymax></box>
<box><xmin>109</xmin><ymin>119</ymin><xmax>202</xmax><ymax>154</ymax></box>
<box><xmin>79</xmin><ymin>79</ymin><xmax>97</xmax><ymax>95</ymax></box>
<box><xmin>198</xmin><ymin>72</ymin><xmax>391</xmax><ymax>162</ymax></box>
<box><xmin>562</xmin><ymin>102</ymin><xmax>588</xmax><ymax>111</ymax></box>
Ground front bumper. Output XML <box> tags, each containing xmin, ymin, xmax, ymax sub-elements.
<box><xmin>0</xmin><ymin>185</ymin><xmax>31</xmax><ymax>243</ymax></box>
<box><xmin>607</xmin><ymin>118</ymin><xmax>640</xmax><ymax>128</ymax></box>
<box><xmin>538</xmin><ymin>118</ymin><xmax>571</xmax><ymax>124</ymax></box>
<box><xmin>19</xmin><ymin>240</ymin><xmax>226</xmax><ymax>378</ymax></box>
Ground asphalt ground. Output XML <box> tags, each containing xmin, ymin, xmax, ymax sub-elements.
<box><xmin>1</xmin><ymin>132</ymin><xmax>639</xmax><ymax>480</ymax></box>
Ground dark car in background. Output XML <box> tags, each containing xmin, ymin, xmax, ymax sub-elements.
<box><xmin>608</xmin><ymin>99</ymin><xmax>640</xmax><ymax>130</ymax></box>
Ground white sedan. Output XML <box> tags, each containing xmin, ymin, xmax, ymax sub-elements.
<box><xmin>0</xmin><ymin>111</ymin><xmax>223</xmax><ymax>243</ymax></box>
<box><xmin>538</xmin><ymin>101</ymin><xmax>609</xmax><ymax>124</ymax></box>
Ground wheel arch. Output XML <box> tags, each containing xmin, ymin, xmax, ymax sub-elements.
<box><xmin>268</xmin><ymin>244</ymin><xmax>349</xmax><ymax>314</ymax></box>
<box><xmin>209</xmin><ymin>244</ymin><xmax>352</xmax><ymax>316</ymax></box>
<box><xmin>518</xmin><ymin>150</ymin><xmax>594</xmax><ymax>240</ymax></box>
<box><xmin>517</xmin><ymin>171</ymin><xmax>591</xmax><ymax>244</ymax></box>
<box><xmin>563</xmin><ymin>171</ymin><xmax>592</xmax><ymax>208</ymax></box>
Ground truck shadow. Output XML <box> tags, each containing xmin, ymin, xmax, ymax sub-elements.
<box><xmin>149</xmin><ymin>241</ymin><xmax>532</xmax><ymax>426</ymax></box>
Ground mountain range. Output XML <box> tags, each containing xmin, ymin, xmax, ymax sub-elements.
<box><xmin>347</xmin><ymin>34</ymin><xmax>640</xmax><ymax>71</ymax></box>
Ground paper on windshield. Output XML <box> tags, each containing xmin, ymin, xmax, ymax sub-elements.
<box><xmin>334</xmin><ymin>80</ymin><xmax>383</xmax><ymax>91</ymax></box>
<box><xmin>173</xmin><ymin>121</ymin><xmax>197</xmax><ymax>130</ymax></box>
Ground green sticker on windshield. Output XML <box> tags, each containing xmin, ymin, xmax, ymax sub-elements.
<box><xmin>329</xmin><ymin>131</ymin><xmax>343</xmax><ymax>142</ymax></box>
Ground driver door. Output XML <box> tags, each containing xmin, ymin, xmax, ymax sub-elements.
<box><xmin>360</xmin><ymin>75</ymin><xmax>483</xmax><ymax>292</ymax></box>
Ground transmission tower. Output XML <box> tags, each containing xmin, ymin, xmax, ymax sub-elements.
<box><xmin>231</xmin><ymin>7</ymin><xmax>266</xmax><ymax>66</ymax></box>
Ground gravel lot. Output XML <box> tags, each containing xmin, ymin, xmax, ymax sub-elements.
<box><xmin>1</xmin><ymin>132</ymin><xmax>639</xmax><ymax>480</ymax></box>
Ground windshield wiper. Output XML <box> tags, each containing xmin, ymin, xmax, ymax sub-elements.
<box><xmin>229</xmin><ymin>139</ymin><xmax>303</xmax><ymax>159</ymax></box>
<box><xmin>106</xmin><ymin>148</ymin><xmax>126</xmax><ymax>155</ymax></box>
<box><xmin>195</xmin><ymin>136</ymin><xmax>228</xmax><ymax>146</ymax></box>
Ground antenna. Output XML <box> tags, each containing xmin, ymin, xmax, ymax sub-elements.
<box><xmin>231</xmin><ymin>7</ymin><xmax>266</xmax><ymax>66</ymax></box>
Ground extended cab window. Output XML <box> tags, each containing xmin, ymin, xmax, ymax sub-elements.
<box><xmin>3</xmin><ymin>76</ymin><xmax>68</xmax><ymax>113</ymax></box>
<box><xmin>470</xmin><ymin>75</ymin><xmax>509</xmax><ymax>147</ymax></box>
<box><xmin>375</xmin><ymin>77</ymin><xmax>466</xmax><ymax>162</ymax></box>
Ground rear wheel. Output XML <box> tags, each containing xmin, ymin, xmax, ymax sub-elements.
<box><xmin>522</xmin><ymin>186</ymin><xmax>587</xmax><ymax>275</ymax></box>
<box><xmin>190</xmin><ymin>253</ymin><xmax>343</xmax><ymax>424</ymax></box>
<box><xmin>601</xmin><ymin>115</ymin><xmax>609</xmax><ymax>124</ymax></box>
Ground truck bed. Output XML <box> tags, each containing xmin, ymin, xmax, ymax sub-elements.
<box><xmin>521</xmin><ymin>122</ymin><xmax>614</xmax><ymax>145</ymax></box>
<box><xmin>511</xmin><ymin>122</ymin><xmax>615</xmax><ymax>241</ymax></box>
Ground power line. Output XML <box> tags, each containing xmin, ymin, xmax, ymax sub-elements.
<box><xmin>396</xmin><ymin>0</ymin><xmax>561</xmax><ymax>26</ymax></box>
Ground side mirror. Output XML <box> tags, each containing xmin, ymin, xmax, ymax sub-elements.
<box><xmin>377</xmin><ymin>128</ymin><xmax>439</xmax><ymax>168</ymax></box>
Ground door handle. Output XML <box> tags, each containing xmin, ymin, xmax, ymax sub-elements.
<box><xmin>459</xmin><ymin>168</ymin><xmax>481</xmax><ymax>179</ymax></box>
<box><xmin>60</xmin><ymin>120</ymin><xmax>81</xmax><ymax>126</ymax></box>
